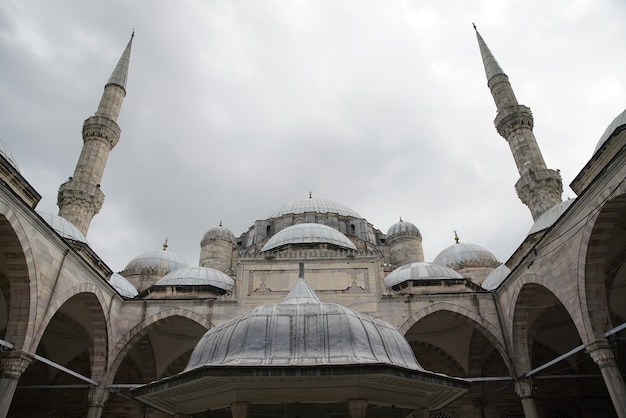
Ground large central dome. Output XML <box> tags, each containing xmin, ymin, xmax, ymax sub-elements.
<box><xmin>267</xmin><ymin>196</ymin><xmax>362</xmax><ymax>219</ymax></box>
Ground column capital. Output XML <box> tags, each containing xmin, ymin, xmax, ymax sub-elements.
<box><xmin>0</xmin><ymin>349</ymin><xmax>33</xmax><ymax>379</ymax></box>
<box><xmin>88</xmin><ymin>385</ymin><xmax>110</xmax><ymax>408</ymax></box>
<box><xmin>514</xmin><ymin>378</ymin><xmax>536</xmax><ymax>399</ymax></box>
<box><xmin>585</xmin><ymin>338</ymin><xmax>618</xmax><ymax>369</ymax></box>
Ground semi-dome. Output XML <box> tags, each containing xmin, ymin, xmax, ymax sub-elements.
<box><xmin>261</xmin><ymin>223</ymin><xmax>357</xmax><ymax>251</ymax></box>
<box><xmin>434</xmin><ymin>241</ymin><xmax>498</xmax><ymax>269</ymax></box>
<box><xmin>109</xmin><ymin>273</ymin><xmax>138</xmax><ymax>298</ymax></box>
<box><xmin>122</xmin><ymin>250</ymin><xmax>187</xmax><ymax>274</ymax></box>
<box><xmin>38</xmin><ymin>211</ymin><xmax>87</xmax><ymax>243</ymax></box>
<box><xmin>384</xmin><ymin>261</ymin><xmax>463</xmax><ymax>288</ymax></box>
<box><xmin>528</xmin><ymin>199</ymin><xmax>575</xmax><ymax>235</ymax></box>
<box><xmin>595</xmin><ymin>108</ymin><xmax>626</xmax><ymax>152</ymax></box>
<box><xmin>482</xmin><ymin>264</ymin><xmax>511</xmax><ymax>291</ymax></box>
<box><xmin>0</xmin><ymin>140</ymin><xmax>19</xmax><ymax>172</ymax></box>
<box><xmin>386</xmin><ymin>218</ymin><xmax>421</xmax><ymax>238</ymax></box>
<box><xmin>154</xmin><ymin>266</ymin><xmax>234</xmax><ymax>291</ymax></box>
<box><xmin>200</xmin><ymin>224</ymin><xmax>235</xmax><ymax>245</ymax></box>
<box><xmin>185</xmin><ymin>277</ymin><xmax>422</xmax><ymax>370</ymax></box>
<box><xmin>267</xmin><ymin>196</ymin><xmax>362</xmax><ymax>219</ymax></box>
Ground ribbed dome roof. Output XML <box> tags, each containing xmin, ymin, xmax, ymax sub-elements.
<box><xmin>384</xmin><ymin>262</ymin><xmax>463</xmax><ymax>288</ymax></box>
<box><xmin>0</xmin><ymin>140</ymin><xmax>19</xmax><ymax>172</ymax></box>
<box><xmin>154</xmin><ymin>266</ymin><xmax>235</xmax><ymax>291</ymax></box>
<box><xmin>185</xmin><ymin>278</ymin><xmax>423</xmax><ymax>370</ymax></box>
<box><xmin>433</xmin><ymin>242</ymin><xmax>498</xmax><ymax>268</ymax></box>
<box><xmin>595</xmin><ymin>108</ymin><xmax>626</xmax><ymax>152</ymax></box>
<box><xmin>481</xmin><ymin>264</ymin><xmax>511</xmax><ymax>291</ymax></box>
<box><xmin>201</xmin><ymin>224</ymin><xmax>236</xmax><ymax>245</ymax></box>
<box><xmin>267</xmin><ymin>196</ymin><xmax>362</xmax><ymax>219</ymax></box>
<box><xmin>528</xmin><ymin>199</ymin><xmax>575</xmax><ymax>235</ymax></box>
<box><xmin>261</xmin><ymin>223</ymin><xmax>357</xmax><ymax>252</ymax></box>
<box><xmin>38</xmin><ymin>211</ymin><xmax>88</xmax><ymax>243</ymax></box>
<box><xmin>122</xmin><ymin>250</ymin><xmax>187</xmax><ymax>274</ymax></box>
<box><xmin>386</xmin><ymin>218</ymin><xmax>421</xmax><ymax>238</ymax></box>
<box><xmin>109</xmin><ymin>273</ymin><xmax>138</xmax><ymax>298</ymax></box>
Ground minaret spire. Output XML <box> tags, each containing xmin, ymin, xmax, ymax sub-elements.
<box><xmin>57</xmin><ymin>32</ymin><xmax>134</xmax><ymax>235</ymax></box>
<box><xmin>475</xmin><ymin>27</ymin><xmax>562</xmax><ymax>220</ymax></box>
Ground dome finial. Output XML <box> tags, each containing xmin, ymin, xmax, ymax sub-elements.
<box><xmin>454</xmin><ymin>230</ymin><xmax>459</xmax><ymax>244</ymax></box>
<box><xmin>163</xmin><ymin>237</ymin><xmax>169</xmax><ymax>251</ymax></box>
<box><xmin>219</xmin><ymin>220</ymin><xmax>223</xmax><ymax>227</ymax></box>
<box><xmin>472</xmin><ymin>22</ymin><xmax>477</xmax><ymax>31</ymax></box>
<box><xmin>308</xmin><ymin>190</ymin><xmax>313</xmax><ymax>199</ymax></box>
<box><xmin>399</xmin><ymin>216</ymin><xmax>403</xmax><ymax>222</ymax></box>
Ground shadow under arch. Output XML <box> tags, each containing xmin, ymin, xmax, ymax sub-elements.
<box><xmin>580</xmin><ymin>190</ymin><xmax>626</xmax><ymax>340</ymax></box>
<box><xmin>105</xmin><ymin>308</ymin><xmax>211</xmax><ymax>385</ymax></box>
<box><xmin>0</xmin><ymin>207</ymin><xmax>38</xmax><ymax>350</ymax></box>
<box><xmin>399</xmin><ymin>302</ymin><xmax>511</xmax><ymax>376</ymax></box>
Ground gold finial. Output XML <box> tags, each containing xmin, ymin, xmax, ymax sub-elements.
<box><xmin>219</xmin><ymin>220</ymin><xmax>223</xmax><ymax>227</ymax></box>
<box><xmin>309</xmin><ymin>190</ymin><xmax>313</xmax><ymax>199</ymax></box>
<box><xmin>162</xmin><ymin>237</ymin><xmax>168</xmax><ymax>251</ymax></box>
<box><xmin>399</xmin><ymin>216</ymin><xmax>403</xmax><ymax>222</ymax></box>
<box><xmin>454</xmin><ymin>231</ymin><xmax>459</xmax><ymax>244</ymax></box>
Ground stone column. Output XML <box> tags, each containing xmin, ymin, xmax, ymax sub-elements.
<box><xmin>87</xmin><ymin>385</ymin><xmax>110</xmax><ymax>418</ymax></box>
<box><xmin>231</xmin><ymin>401</ymin><xmax>249</xmax><ymax>418</ymax></box>
<box><xmin>0</xmin><ymin>349</ymin><xmax>33</xmax><ymax>418</ymax></box>
<box><xmin>586</xmin><ymin>339</ymin><xmax>626</xmax><ymax>418</ymax></box>
<box><xmin>514</xmin><ymin>378</ymin><xmax>539</xmax><ymax>418</ymax></box>
<box><xmin>348</xmin><ymin>399</ymin><xmax>368</xmax><ymax>418</ymax></box>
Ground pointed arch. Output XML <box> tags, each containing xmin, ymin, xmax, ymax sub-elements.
<box><xmin>0</xmin><ymin>203</ymin><xmax>38</xmax><ymax>350</ymax></box>
<box><xmin>105</xmin><ymin>308</ymin><xmax>211</xmax><ymax>384</ymax></box>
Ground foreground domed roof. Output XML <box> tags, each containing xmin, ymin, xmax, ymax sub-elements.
<box><xmin>528</xmin><ymin>199</ymin><xmax>575</xmax><ymax>235</ymax></box>
<box><xmin>201</xmin><ymin>224</ymin><xmax>236</xmax><ymax>245</ymax></box>
<box><xmin>38</xmin><ymin>211</ymin><xmax>87</xmax><ymax>243</ymax></box>
<box><xmin>122</xmin><ymin>249</ymin><xmax>187</xmax><ymax>274</ymax></box>
<box><xmin>185</xmin><ymin>277</ymin><xmax>422</xmax><ymax>370</ymax></box>
<box><xmin>267</xmin><ymin>196</ymin><xmax>362</xmax><ymax>219</ymax></box>
<box><xmin>0</xmin><ymin>140</ymin><xmax>19</xmax><ymax>172</ymax></box>
<box><xmin>384</xmin><ymin>261</ymin><xmax>463</xmax><ymax>288</ymax></box>
<box><xmin>386</xmin><ymin>218</ymin><xmax>421</xmax><ymax>238</ymax></box>
<box><xmin>595</xmin><ymin>108</ymin><xmax>626</xmax><ymax>152</ymax></box>
<box><xmin>261</xmin><ymin>223</ymin><xmax>357</xmax><ymax>251</ymax></box>
<box><xmin>481</xmin><ymin>264</ymin><xmax>511</xmax><ymax>290</ymax></box>
<box><xmin>434</xmin><ymin>241</ymin><xmax>498</xmax><ymax>269</ymax></box>
<box><xmin>154</xmin><ymin>266</ymin><xmax>234</xmax><ymax>291</ymax></box>
<box><xmin>109</xmin><ymin>273</ymin><xmax>138</xmax><ymax>298</ymax></box>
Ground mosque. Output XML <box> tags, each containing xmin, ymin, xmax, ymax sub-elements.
<box><xmin>0</xmin><ymin>27</ymin><xmax>625</xmax><ymax>418</ymax></box>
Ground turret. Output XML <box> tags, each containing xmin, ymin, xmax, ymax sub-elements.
<box><xmin>475</xmin><ymin>26</ymin><xmax>562</xmax><ymax>220</ymax></box>
<box><xmin>57</xmin><ymin>32</ymin><xmax>133</xmax><ymax>235</ymax></box>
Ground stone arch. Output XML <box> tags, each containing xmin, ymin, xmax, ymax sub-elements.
<box><xmin>106</xmin><ymin>308</ymin><xmax>211</xmax><ymax>384</ymax></box>
<box><xmin>510</xmin><ymin>281</ymin><xmax>580</xmax><ymax>375</ymax></box>
<box><xmin>0</xmin><ymin>205</ymin><xmax>38</xmax><ymax>350</ymax></box>
<box><xmin>579</xmin><ymin>187</ymin><xmax>626</xmax><ymax>340</ymax></box>
<box><xmin>399</xmin><ymin>302</ymin><xmax>510</xmax><ymax>374</ymax></box>
<box><xmin>33</xmin><ymin>284</ymin><xmax>111</xmax><ymax>381</ymax></box>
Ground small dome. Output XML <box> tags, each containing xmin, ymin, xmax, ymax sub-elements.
<box><xmin>595</xmin><ymin>108</ymin><xmax>626</xmax><ymax>152</ymax></box>
<box><xmin>384</xmin><ymin>261</ymin><xmax>463</xmax><ymax>288</ymax></box>
<box><xmin>386</xmin><ymin>218</ymin><xmax>421</xmax><ymax>238</ymax></box>
<box><xmin>154</xmin><ymin>266</ymin><xmax>235</xmax><ymax>291</ymax></box>
<box><xmin>528</xmin><ymin>199</ymin><xmax>575</xmax><ymax>235</ymax></box>
<box><xmin>261</xmin><ymin>223</ymin><xmax>357</xmax><ymax>252</ymax></box>
<box><xmin>38</xmin><ymin>211</ymin><xmax>87</xmax><ymax>243</ymax></box>
<box><xmin>267</xmin><ymin>196</ymin><xmax>362</xmax><ymax>219</ymax></box>
<box><xmin>201</xmin><ymin>224</ymin><xmax>236</xmax><ymax>245</ymax></box>
<box><xmin>0</xmin><ymin>140</ymin><xmax>19</xmax><ymax>172</ymax></box>
<box><xmin>109</xmin><ymin>273</ymin><xmax>138</xmax><ymax>298</ymax></box>
<box><xmin>185</xmin><ymin>278</ymin><xmax>422</xmax><ymax>370</ymax></box>
<box><xmin>434</xmin><ymin>242</ymin><xmax>498</xmax><ymax>269</ymax></box>
<box><xmin>122</xmin><ymin>250</ymin><xmax>187</xmax><ymax>274</ymax></box>
<box><xmin>481</xmin><ymin>264</ymin><xmax>511</xmax><ymax>290</ymax></box>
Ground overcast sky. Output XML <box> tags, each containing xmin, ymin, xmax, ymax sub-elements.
<box><xmin>1</xmin><ymin>0</ymin><xmax>625</xmax><ymax>273</ymax></box>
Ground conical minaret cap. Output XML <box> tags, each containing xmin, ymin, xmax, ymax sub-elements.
<box><xmin>106</xmin><ymin>32</ymin><xmax>134</xmax><ymax>90</ymax></box>
<box><xmin>282</xmin><ymin>263</ymin><xmax>321</xmax><ymax>304</ymax></box>
<box><xmin>474</xmin><ymin>26</ymin><xmax>505</xmax><ymax>82</ymax></box>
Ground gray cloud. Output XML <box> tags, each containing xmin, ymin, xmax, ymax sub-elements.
<box><xmin>1</xmin><ymin>0</ymin><xmax>625</xmax><ymax>271</ymax></box>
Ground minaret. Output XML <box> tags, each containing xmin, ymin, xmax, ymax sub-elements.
<box><xmin>475</xmin><ymin>26</ymin><xmax>562</xmax><ymax>220</ymax></box>
<box><xmin>58</xmin><ymin>32</ymin><xmax>134</xmax><ymax>235</ymax></box>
